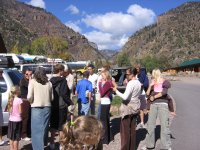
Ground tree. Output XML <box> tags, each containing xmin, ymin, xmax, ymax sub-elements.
<box><xmin>139</xmin><ymin>54</ymin><xmax>170</xmax><ymax>72</ymax></box>
<box><xmin>117</xmin><ymin>53</ymin><xmax>130</xmax><ymax>67</ymax></box>
<box><xmin>30</xmin><ymin>36</ymin><xmax>68</xmax><ymax>57</ymax></box>
<box><xmin>11</xmin><ymin>42</ymin><xmax>20</xmax><ymax>54</ymax></box>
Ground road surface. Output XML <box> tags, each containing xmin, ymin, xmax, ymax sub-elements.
<box><xmin>1</xmin><ymin>77</ymin><xmax>200</xmax><ymax>150</ymax></box>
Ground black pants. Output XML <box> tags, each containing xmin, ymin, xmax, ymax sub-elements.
<box><xmin>100</xmin><ymin>104</ymin><xmax>111</xmax><ymax>144</ymax></box>
<box><xmin>120</xmin><ymin>114</ymin><xmax>137</xmax><ymax>150</ymax></box>
<box><xmin>21</xmin><ymin>100</ymin><xmax>31</xmax><ymax>138</ymax></box>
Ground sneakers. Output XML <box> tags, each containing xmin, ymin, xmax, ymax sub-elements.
<box><xmin>22</xmin><ymin>137</ymin><xmax>31</xmax><ymax>141</ymax></box>
<box><xmin>141</xmin><ymin>146</ymin><xmax>171</xmax><ymax>150</ymax></box>
<box><xmin>59</xmin><ymin>145</ymin><xmax>63</xmax><ymax>150</ymax></box>
<box><xmin>138</xmin><ymin>122</ymin><xmax>146</xmax><ymax>128</ymax></box>
<box><xmin>50</xmin><ymin>143</ymin><xmax>55</xmax><ymax>149</ymax></box>
<box><xmin>141</xmin><ymin>146</ymin><xmax>147</xmax><ymax>150</ymax></box>
<box><xmin>0</xmin><ymin>140</ymin><xmax>5</xmax><ymax>146</ymax></box>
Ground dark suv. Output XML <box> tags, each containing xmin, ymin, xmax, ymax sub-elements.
<box><xmin>111</xmin><ymin>66</ymin><xmax>131</xmax><ymax>93</ymax></box>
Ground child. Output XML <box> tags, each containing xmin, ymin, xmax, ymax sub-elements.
<box><xmin>60</xmin><ymin>116</ymin><xmax>103</xmax><ymax>150</ymax></box>
<box><xmin>7</xmin><ymin>86</ymin><xmax>23</xmax><ymax>150</ymax></box>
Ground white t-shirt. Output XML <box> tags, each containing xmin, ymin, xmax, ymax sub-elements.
<box><xmin>88</xmin><ymin>73</ymin><xmax>98</xmax><ymax>89</ymax></box>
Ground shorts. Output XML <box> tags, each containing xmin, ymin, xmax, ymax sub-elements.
<box><xmin>7</xmin><ymin>121</ymin><xmax>22</xmax><ymax>141</ymax></box>
<box><xmin>139</xmin><ymin>95</ymin><xmax>147</xmax><ymax>110</ymax></box>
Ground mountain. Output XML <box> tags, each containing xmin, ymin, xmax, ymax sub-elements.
<box><xmin>0</xmin><ymin>0</ymin><xmax>104</xmax><ymax>61</ymax></box>
<box><xmin>99</xmin><ymin>50</ymin><xmax>119</xmax><ymax>60</ymax></box>
<box><xmin>120</xmin><ymin>2</ymin><xmax>200</xmax><ymax>67</ymax></box>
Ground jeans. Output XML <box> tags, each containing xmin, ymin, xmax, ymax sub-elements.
<box><xmin>31</xmin><ymin>107</ymin><xmax>51</xmax><ymax>150</ymax></box>
<box><xmin>146</xmin><ymin>103</ymin><xmax>171</xmax><ymax>149</ymax></box>
<box><xmin>78</xmin><ymin>102</ymin><xmax>90</xmax><ymax>116</ymax></box>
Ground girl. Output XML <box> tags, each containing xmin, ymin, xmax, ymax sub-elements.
<box><xmin>98</xmin><ymin>70</ymin><xmax>113</xmax><ymax>145</ymax></box>
<box><xmin>7</xmin><ymin>86</ymin><xmax>23</xmax><ymax>150</ymax></box>
<box><xmin>60</xmin><ymin>116</ymin><xmax>103</xmax><ymax>150</ymax></box>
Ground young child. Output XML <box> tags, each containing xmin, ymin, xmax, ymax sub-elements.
<box><xmin>7</xmin><ymin>86</ymin><xmax>23</xmax><ymax>150</ymax></box>
<box><xmin>60</xmin><ymin>116</ymin><xmax>103</xmax><ymax>150</ymax></box>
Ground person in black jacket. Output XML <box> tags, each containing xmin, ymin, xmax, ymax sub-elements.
<box><xmin>49</xmin><ymin>64</ymin><xmax>70</xmax><ymax>150</ymax></box>
<box><xmin>19</xmin><ymin>68</ymin><xmax>32</xmax><ymax>141</ymax></box>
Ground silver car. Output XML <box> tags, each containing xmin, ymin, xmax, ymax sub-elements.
<box><xmin>0</xmin><ymin>69</ymin><xmax>23</xmax><ymax>126</ymax></box>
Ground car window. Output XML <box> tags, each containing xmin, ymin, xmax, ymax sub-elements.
<box><xmin>7</xmin><ymin>71</ymin><xmax>23</xmax><ymax>85</ymax></box>
<box><xmin>22</xmin><ymin>65</ymin><xmax>54</xmax><ymax>74</ymax></box>
<box><xmin>0</xmin><ymin>72</ymin><xmax>7</xmax><ymax>93</ymax></box>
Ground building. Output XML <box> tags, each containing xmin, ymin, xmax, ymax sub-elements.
<box><xmin>167</xmin><ymin>58</ymin><xmax>200</xmax><ymax>73</ymax></box>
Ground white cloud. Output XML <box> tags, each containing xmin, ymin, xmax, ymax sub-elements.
<box><xmin>65</xmin><ymin>21</ymin><xmax>82</xmax><ymax>33</ymax></box>
<box><xmin>82</xmin><ymin>4</ymin><xmax>156</xmax><ymax>50</ymax></box>
<box><xmin>84</xmin><ymin>31</ymin><xmax>128</xmax><ymax>50</ymax></box>
<box><xmin>65</xmin><ymin>5</ymin><xmax>79</xmax><ymax>14</ymax></box>
<box><xmin>27</xmin><ymin>0</ymin><xmax>46</xmax><ymax>9</ymax></box>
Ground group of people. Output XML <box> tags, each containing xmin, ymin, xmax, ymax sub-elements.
<box><xmin>0</xmin><ymin>62</ymin><xmax>176</xmax><ymax>150</ymax></box>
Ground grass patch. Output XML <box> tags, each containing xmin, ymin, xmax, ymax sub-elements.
<box><xmin>111</xmin><ymin>95</ymin><xmax>122</xmax><ymax>107</ymax></box>
<box><xmin>110</xmin><ymin>95</ymin><xmax>122</xmax><ymax>116</ymax></box>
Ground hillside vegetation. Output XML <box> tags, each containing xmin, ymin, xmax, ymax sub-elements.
<box><xmin>119</xmin><ymin>2</ymin><xmax>200</xmax><ymax>68</ymax></box>
<box><xmin>0</xmin><ymin>0</ymin><xmax>104</xmax><ymax>61</ymax></box>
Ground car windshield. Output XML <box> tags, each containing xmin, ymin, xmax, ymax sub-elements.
<box><xmin>7</xmin><ymin>70</ymin><xmax>23</xmax><ymax>85</ymax></box>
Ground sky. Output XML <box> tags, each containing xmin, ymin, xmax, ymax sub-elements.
<box><xmin>19</xmin><ymin>0</ymin><xmax>199</xmax><ymax>50</ymax></box>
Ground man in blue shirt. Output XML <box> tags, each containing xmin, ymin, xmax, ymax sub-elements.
<box><xmin>75</xmin><ymin>71</ymin><xmax>93</xmax><ymax>116</ymax></box>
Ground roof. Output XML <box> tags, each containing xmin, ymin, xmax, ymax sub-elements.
<box><xmin>179</xmin><ymin>58</ymin><xmax>200</xmax><ymax>67</ymax></box>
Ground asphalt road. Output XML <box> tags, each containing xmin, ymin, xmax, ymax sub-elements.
<box><xmin>1</xmin><ymin>77</ymin><xmax>200</xmax><ymax>150</ymax></box>
<box><xmin>169</xmin><ymin>77</ymin><xmax>200</xmax><ymax>150</ymax></box>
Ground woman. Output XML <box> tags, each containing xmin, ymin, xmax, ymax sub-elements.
<box><xmin>113</xmin><ymin>68</ymin><xmax>141</xmax><ymax>150</ymax></box>
<box><xmin>27</xmin><ymin>67</ymin><xmax>53</xmax><ymax>150</ymax></box>
<box><xmin>142</xmin><ymin>69</ymin><xmax>172</xmax><ymax>150</ymax></box>
<box><xmin>98</xmin><ymin>70</ymin><xmax>113</xmax><ymax>145</ymax></box>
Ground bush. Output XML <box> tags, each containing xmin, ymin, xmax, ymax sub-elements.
<box><xmin>111</xmin><ymin>95</ymin><xmax>122</xmax><ymax>106</ymax></box>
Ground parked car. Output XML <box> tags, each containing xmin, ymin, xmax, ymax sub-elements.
<box><xmin>19</xmin><ymin>63</ymin><xmax>65</xmax><ymax>79</ymax></box>
<box><xmin>0</xmin><ymin>69</ymin><xmax>23</xmax><ymax>126</ymax></box>
<box><xmin>111</xmin><ymin>66</ymin><xmax>131</xmax><ymax>93</ymax></box>
<box><xmin>0</xmin><ymin>53</ymin><xmax>24</xmax><ymax>64</ymax></box>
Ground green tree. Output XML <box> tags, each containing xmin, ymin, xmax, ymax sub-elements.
<box><xmin>140</xmin><ymin>55</ymin><xmax>170</xmax><ymax>72</ymax></box>
<box><xmin>117</xmin><ymin>53</ymin><xmax>130</xmax><ymax>67</ymax></box>
<box><xmin>11</xmin><ymin>42</ymin><xmax>20</xmax><ymax>54</ymax></box>
<box><xmin>30</xmin><ymin>36</ymin><xmax>68</xmax><ymax>56</ymax></box>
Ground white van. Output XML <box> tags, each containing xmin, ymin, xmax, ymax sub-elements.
<box><xmin>0</xmin><ymin>53</ymin><xmax>24</xmax><ymax>64</ymax></box>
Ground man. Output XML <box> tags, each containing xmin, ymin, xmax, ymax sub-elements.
<box><xmin>135</xmin><ymin>64</ymin><xmax>149</xmax><ymax>128</ymax></box>
<box><xmin>87</xmin><ymin>64</ymin><xmax>98</xmax><ymax>115</ymax></box>
<box><xmin>20</xmin><ymin>68</ymin><xmax>32</xmax><ymax>141</ymax></box>
<box><xmin>49</xmin><ymin>64</ymin><xmax>70</xmax><ymax>149</ymax></box>
<box><xmin>75</xmin><ymin>71</ymin><xmax>93</xmax><ymax>116</ymax></box>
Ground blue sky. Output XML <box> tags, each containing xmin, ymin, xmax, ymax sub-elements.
<box><xmin>19</xmin><ymin>0</ymin><xmax>199</xmax><ymax>50</ymax></box>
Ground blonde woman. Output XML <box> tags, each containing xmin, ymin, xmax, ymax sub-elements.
<box><xmin>142</xmin><ymin>69</ymin><xmax>172</xmax><ymax>150</ymax></box>
<box><xmin>98</xmin><ymin>70</ymin><xmax>114</xmax><ymax>145</ymax></box>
